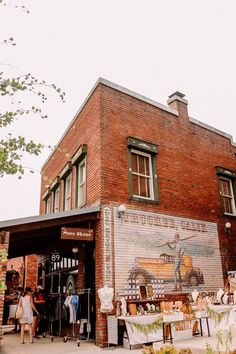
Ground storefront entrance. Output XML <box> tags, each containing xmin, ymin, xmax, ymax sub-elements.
<box><xmin>0</xmin><ymin>206</ymin><xmax>100</xmax><ymax>343</ymax></box>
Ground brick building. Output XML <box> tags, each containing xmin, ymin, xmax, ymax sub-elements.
<box><xmin>0</xmin><ymin>78</ymin><xmax>235</xmax><ymax>345</ymax></box>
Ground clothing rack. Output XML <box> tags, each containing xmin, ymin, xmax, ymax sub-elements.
<box><xmin>48</xmin><ymin>292</ymin><xmax>62</xmax><ymax>341</ymax></box>
<box><xmin>63</xmin><ymin>288</ymin><xmax>91</xmax><ymax>346</ymax></box>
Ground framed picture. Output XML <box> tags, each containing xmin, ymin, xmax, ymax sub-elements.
<box><xmin>139</xmin><ymin>285</ymin><xmax>147</xmax><ymax>300</ymax></box>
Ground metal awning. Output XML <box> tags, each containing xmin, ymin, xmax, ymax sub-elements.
<box><xmin>0</xmin><ymin>206</ymin><xmax>100</xmax><ymax>258</ymax></box>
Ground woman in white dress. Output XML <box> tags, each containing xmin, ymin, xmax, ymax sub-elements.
<box><xmin>18</xmin><ymin>287</ymin><xmax>39</xmax><ymax>344</ymax></box>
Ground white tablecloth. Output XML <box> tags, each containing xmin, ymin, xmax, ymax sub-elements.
<box><xmin>207</xmin><ymin>304</ymin><xmax>236</xmax><ymax>330</ymax></box>
<box><xmin>118</xmin><ymin>314</ymin><xmax>163</xmax><ymax>345</ymax></box>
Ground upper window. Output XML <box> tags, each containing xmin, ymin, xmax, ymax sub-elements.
<box><xmin>71</xmin><ymin>144</ymin><xmax>87</xmax><ymax>208</ymax></box>
<box><xmin>77</xmin><ymin>157</ymin><xmax>86</xmax><ymax>207</ymax></box>
<box><xmin>131</xmin><ymin>149</ymin><xmax>153</xmax><ymax>199</ymax></box>
<box><xmin>216</xmin><ymin>167</ymin><xmax>236</xmax><ymax>216</ymax></box>
<box><xmin>127</xmin><ymin>137</ymin><xmax>158</xmax><ymax>203</ymax></box>
<box><xmin>53</xmin><ymin>186</ymin><xmax>60</xmax><ymax>213</ymax></box>
<box><xmin>42</xmin><ymin>187</ymin><xmax>51</xmax><ymax>215</ymax></box>
<box><xmin>64</xmin><ymin>173</ymin><xmax>72</xmax><ymax>211</ymax></box>
<box><xmin>45</xmin><ymin>196</ymin><xmax>51</xmax><ymax>214</ymax></box>
<box><xmin>219</xmin><ymin>177</ymin><xmax>236</xmax><ymax>215</ymax></box>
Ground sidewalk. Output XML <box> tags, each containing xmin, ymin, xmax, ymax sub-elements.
<box><xmin>0</xmin><ymin>332</ymin><xmax>142</xmax><ymax>354</ymax></box>
<box><xmin>1</xmin><ymin>327</ymin><xmax>236</xmax><ymax>354</ymax></box>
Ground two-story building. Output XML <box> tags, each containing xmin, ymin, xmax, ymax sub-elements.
<box><xmin>0</xmin><ymin>78</ymin><xmax>235</xmax><ymax>345</ymax></box>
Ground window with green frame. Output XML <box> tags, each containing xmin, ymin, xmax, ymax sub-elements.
<box><xmin>71</xmin><ymin>144</ymin><xmax>87</xmax><ymax>208</ymax></box>
<box><xmin>127</xmin><ymin>137</ymin><xmax>159</xmax><ymax>203</ymax></box>
<box><xmin>216</xmin><ymin>166</ymin><xmax>236</xmax><ymax>216</ymax></box>
<box><xmin>77</xmin><ymin>157</ymin><xmax>86</xmax><ymax>207</ymax></box>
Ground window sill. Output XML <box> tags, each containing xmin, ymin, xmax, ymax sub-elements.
<box><xmin>223</xmin><ymin>213</ymin><xmax>236</xmax><ymax>219</ymax></box>
<box><xmin>129</xmin><ymin>196</ymin><xmax>159</xmax><ymax>205</ymax></box>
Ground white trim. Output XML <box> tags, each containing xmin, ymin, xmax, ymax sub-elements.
<box><xmin>77</xmin><ymin>157</ymin><xmax>86</xmax><ymax>207</ymax></box>
<box><xmin>219</xmin><ymin>176</ymin><xmax>236</xmax><ymax>215</ymax></box>
<box><xmin>131</xmin><ymin>148</ymin><xmax>154</xmax><ymax>200</ymax></box>
<box><xmin>64</xmin><ymin>173</ymin><xmax>72</xmax><ymax>211</ymax></box>
<box><xmin>53</xmin><ymin>186</ymin><xmax>60</xmax><ymax>213</ymax></box>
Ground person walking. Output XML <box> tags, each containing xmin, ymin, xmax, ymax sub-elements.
<box><xmin>18</xmin><ymin>287</ymin><xmax>39</xmax><ymax>344</ymax></box>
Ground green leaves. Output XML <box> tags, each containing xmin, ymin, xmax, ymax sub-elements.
<box><xmin>0</xmin><ymin>135</ymin><xmax>44</xmax><ymax>177</ymax></box>
<box><xmin>0</xmin><ymin>3</ymin><xmax>66</xmax><ymax>178</ymax></box>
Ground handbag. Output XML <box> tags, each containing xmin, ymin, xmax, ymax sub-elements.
<box><xmin>15</xmin><ymin>305</ymin><xmax>23</xmax><ymax>319</ymax></box>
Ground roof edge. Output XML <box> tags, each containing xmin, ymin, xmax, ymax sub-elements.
<box><xmin>189</xmin><ymin>116</ymin><xmax>236</xmax><ymax>147</ymax></box>
<box><xmin>41</xmin><ymin>78</ymin><xmax>179</xmax><ymax>170</ymax></box>
<box><xmin>0</xmin><ymin>205</ymin><xmax>101</xmax><ymax>229</ymax></box>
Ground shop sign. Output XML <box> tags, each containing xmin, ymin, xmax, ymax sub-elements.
<box><xmin>61</xmin><ymin>227</ymin><xmax>93</xmax><ymax>241</ymax></box>
<box><xmin>50</xmin><ymin>251</ymin><xmax>61</xmax><ymax>262</ymax></box>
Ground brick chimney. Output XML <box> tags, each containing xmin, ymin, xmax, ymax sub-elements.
<box><xmin>167</xmin><ymin>91</ymin><xmax>188</xmax><ymax>121</ymax></box>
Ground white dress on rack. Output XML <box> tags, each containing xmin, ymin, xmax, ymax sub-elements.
<box><xmin>98</xmin><ymin>285</ymin><xmax>114</xmax><ymax>313</ymax></box>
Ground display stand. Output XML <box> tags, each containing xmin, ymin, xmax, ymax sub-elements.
<box><xmin>97</xmin><ymin>285</ymin><xmax>115</xmax><ymax>350</ymax></box>
<box><xmin>102</xmin><ymin>311</ymin><xmax>115</xmax><ymax>350</ymax></box>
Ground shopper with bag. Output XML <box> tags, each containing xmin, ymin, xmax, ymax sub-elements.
<box><xmin>18</xmin><ymin>287</ymin><xmax>39</xmax><ymax>344</ymax></box>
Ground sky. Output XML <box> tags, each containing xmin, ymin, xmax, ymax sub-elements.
<box><xmin>0</xmin><ymin>0</ymin><xmax>236</xmax><ymax>221</ymax></box>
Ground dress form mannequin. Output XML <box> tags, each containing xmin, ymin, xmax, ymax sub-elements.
<box><xmin>222</xmin><ymin>293</ymin><xmax>229</xmax><ymax>305</ymax></box>
<box><xmin>120</xmin><ymin>297</ymin><xmax>127</xmax><ymax>316</ymax></box>
<box><xmin>97</xmin><ymin>285</ymin><xmax>114</xmax><ymax>313</ymax></box>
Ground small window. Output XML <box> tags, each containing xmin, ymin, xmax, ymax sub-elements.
<box><xmin>216</xmin><ymin>167</ymin><xmax>236</xmax><ymax>216</ymax></box>
<box><xmin>127</xmin><ymin>137</ymin><xmax>158</xmax><ymax>203</ymax></box>
<box><xmin>53</xmin><ymin>186</ymin><xmax>60</xmax><ymax>213</ymax></box>
<box><xmin>64</xmin><ymin>173</ymin><xmax>72</xmax><ymax>211</ymax></box>
<box><xmin>45</xmin><ymin>196</ymin><xmax>51</xmax><ymax>214</ymax></box>
<box><xmin>219</xmin><ymin>177</ymin><xmax>236</xmax><ymax>215</ymax></box>
<box><xmin>77</xmin><ymin>157</ymin><xmax>86</xmax><ymax>207</ymax></box>
<box><xmin>131</xmin><ymin>149</ymin><xmax>153</xmax><ymax>199</ymax></box>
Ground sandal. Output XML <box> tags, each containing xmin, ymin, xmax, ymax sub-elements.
<box><xmin>20</xmin><ymin>341</ymin><xmax>25</xmax><ymax>344</ymax></box>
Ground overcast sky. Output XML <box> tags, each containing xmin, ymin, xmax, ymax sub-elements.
<box><xmin>0</xmin><ymin>0</ymin><xmax>235</xmax><ymax>221</ymax></box>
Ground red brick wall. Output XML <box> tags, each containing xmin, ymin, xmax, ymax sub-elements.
<box><xmin>25</xmin><ymin>255</ymin><xmax>38</xmax><ymax>290</ymax></box>
<box><xmin>98</xmin><ymin>84</ymin><xmax>236</xmax><ymax>273</ymax></box>
<box><xmin>40</xmin><ymin>87</ymin><xmax>102</xmax><ymax>214</ymax></box>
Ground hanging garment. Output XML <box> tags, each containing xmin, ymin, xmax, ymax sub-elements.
<box><xmin>64</xmin><ymin>295</ymin><xmax>74</xmax><ymax>323</ymax></box>
<box><xmin>71</xmin><ymin>294</ymin><xmax>79</xmax><ymax>321</ymax></box>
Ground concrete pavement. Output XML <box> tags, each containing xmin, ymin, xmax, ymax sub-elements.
<box><xmin>1</xmin><ymin>326</ymin><xmax>236</xmax><ymax>354</ymax></box>
<box><xmin>0</xmin><ymin>332</ymin><xmax>142</xmax><ymax>354</ymax></box>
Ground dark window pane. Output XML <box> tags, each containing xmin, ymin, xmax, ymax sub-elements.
<box><xmin>223</xmin><ymin>197</ymin><xmax>233</xmax><ymax>214</ymax></box>
<box><xmin>139</xmin><ymin>156</ymin><xmax>146</xmax><ymax>174</ymax></box>
<box><xmin>140</xmin><ymin>177</ymin><xmax>147</xmax><ymax>197</ymax></box>
<box><xmin>221</xmin><ymin>179</ymin><xmax>230</xmax><ymax>196</ymax></box>
<box><xmin>132</xmin><ymin>174</ymin><xmax>139</xmax><ymax>195</ymax></box>
<box><xmin>145</xmin><ymin>158</ymin><xmax>150</xmax><ymax>175</ymax></box>
<box><xmin>132</xmin><ymin>153</ymin><xmax>138</xmax><ymax>173</ymax></box>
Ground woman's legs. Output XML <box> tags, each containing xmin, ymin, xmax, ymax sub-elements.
<box><xmin>20</xmin><ymin>324</ymin><xmax>25</xmax><ymax>343</ymax></box>
<box><xmin>32</xmin><ymin>316</ymin><xmax>38</xmax><ymax>336</ymax></box>
<box><xmin>28</xmin><ymin>324</ymin><xmax>33</xmax><ymax>343</ymax></box>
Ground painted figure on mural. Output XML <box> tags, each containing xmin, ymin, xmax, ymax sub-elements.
<box><xmin>167</xmin><ymin>233</ymin><xmax>185</xmax><ymax>291</ymax></box>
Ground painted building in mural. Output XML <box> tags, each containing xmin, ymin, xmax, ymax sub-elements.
<box><xmin>1</xmin><ymin>78</ymin><xmax>235</xmax><ymax>345</ymax></box>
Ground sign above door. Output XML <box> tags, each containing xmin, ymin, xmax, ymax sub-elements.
<box><xmin>61</xmin><ymin>227</ymin><xmax>93</xmax><ymax>241</ymax></box>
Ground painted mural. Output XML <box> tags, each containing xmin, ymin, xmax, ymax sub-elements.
<box><xmin>113</xmin><ymin>208</ymin><xmax>224</xmax><ymax>296</ymax></box>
